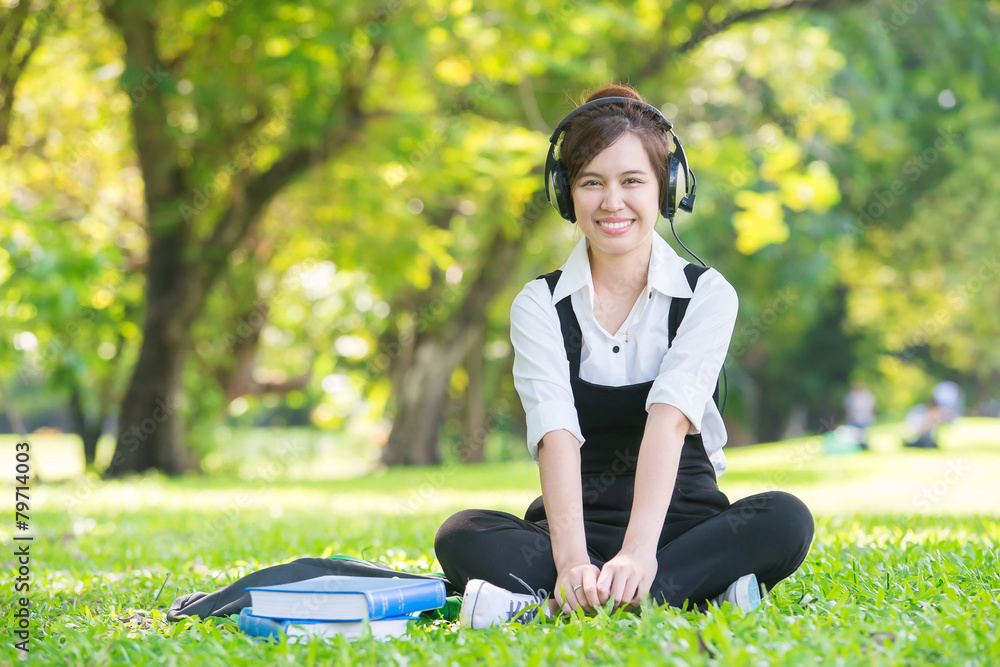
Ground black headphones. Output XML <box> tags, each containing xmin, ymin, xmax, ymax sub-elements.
<box><xmin>543</xmin><ymin>96</ymin><xmax>725</xmax><ymax>413</ymax></box>
<box><xmin>544</xmin><ymin>96</ymin><xmax>697</xmax><ymax>224</ymax></box>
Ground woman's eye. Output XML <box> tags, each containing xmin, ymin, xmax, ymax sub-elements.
<box><xmin>582</xmin><ymin>180</ymin><xmax>600</xmax><ymax>187</ymax></box>
<box><xmin>624</xmin><ymin>178</ymin><xmax>642</xmax><ymax>185</ymax></box>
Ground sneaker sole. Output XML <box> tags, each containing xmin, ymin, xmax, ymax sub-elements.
<box><xmin>736</xmin><ymin>574</ymin><xmax>761</xmax><ymax>612</ymax></box>
<box><xmin>459</xmin><ymin>579</ymin><xmax>487</xmax><ymax>629</ymax></box>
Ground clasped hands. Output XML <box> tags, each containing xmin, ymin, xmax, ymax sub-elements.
<box><xmin>553</xmin><ymin>549</ymin><xmax>658</xmax><ymax>615</ymax></box>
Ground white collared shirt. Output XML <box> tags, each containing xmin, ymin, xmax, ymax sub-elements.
<box><xmin>510</xmin><ymin>233</ymin><xmax>738</xmax><ymax>478</ymax></box>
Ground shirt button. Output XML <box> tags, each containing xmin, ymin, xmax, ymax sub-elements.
<box><xmin>612</xmin><ymin>345</ymin><xmax>620</xmax><ymax>353</ymax></box>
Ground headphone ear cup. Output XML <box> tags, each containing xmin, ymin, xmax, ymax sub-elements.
<box><xmin>549</xmin><ymin>162</ymin><xmax>575</xmax><ymax>222</ymax></box>
<box><xmin>664</xmin><ymin>154</ymin><xmax>681</xmax><ymax>220</ymax></box>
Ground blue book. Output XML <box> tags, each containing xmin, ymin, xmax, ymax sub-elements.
<box><xmin>238</xmin><ymin>607</ymin><xmax>416</xmax><ymax>642</ymax></box>
<box><xmin>245</xmin><ymin>575</ymin><xmax>446</xmax><ymax>621</ymax></box>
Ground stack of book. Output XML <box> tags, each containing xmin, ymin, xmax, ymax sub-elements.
<box><xmin>238</xmin><ymin>574</ymin><xmax>447</xmax><ymax>642</ymax></box>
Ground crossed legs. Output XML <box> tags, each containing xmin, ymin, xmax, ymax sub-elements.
<box><xmin>434</xmin><ymin>490</ymin><xmax>814</xmax><ymax>610</ymax></box>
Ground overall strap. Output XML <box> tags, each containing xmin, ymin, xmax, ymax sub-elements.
<box><xmin>667</xmin><ymin>263</ymin><xmax>709</xmax><ymax>347</ymax></box>
<box><xmin>668</xmin><ymin>263</ymin><xmax>721</xmax><ymax>409</ymax></box>
<box><xmin>539</xmin><ymin>270</ymin><xmax>582</xmax><ymax>378</ymax></box>
<box><xmin>540</xmin><ymin>265</ymin><xmax>720</xmax><ymax>410</ymax></box>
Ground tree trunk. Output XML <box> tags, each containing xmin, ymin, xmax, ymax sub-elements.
<box><xmin>461</xmin><ymin>325</ymin><xmax>487</xmax><ymax>463</ymax></box>
<box><xmin>749</xmin><ymin>367</ymin><xmax>790</xmax><ymax>444</ymax></box>
<box><xmin>68</xmin><ymin>384</ymin><xmax>104</xmax><ymax>467</ymax></box>
<box><xmin>381</xmin><ymin>336</ymin><xmax>466</xmax><ymax>466</ymax></box>
<box><xmin>380</xmin><ymin>190</ymin><xmax>548</xmax><ymax>467</ymax></box>
<box><xmin>105</xmin><ymin>224</ymin><xmax>196</xmax><ymax>477</ymax></box>
<box><xmin>0</xmin><ymin>385</ymin><xmax>27</xmax><ymax>436</ymax></box>
<box><xmin>106</xmin><ymin>316</ymin><xmax>190</xmax><ymax>476</ymax></box>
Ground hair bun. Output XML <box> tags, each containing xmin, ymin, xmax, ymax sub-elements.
<box><xmin>584</xmin><ymin>83</ymin><xmax>644</xmax><ymax>104</ymax></box>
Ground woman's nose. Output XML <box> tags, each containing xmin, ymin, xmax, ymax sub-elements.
<box><xmin>602</xmin><ymin>186</ymin><xmax>624</xmax><ymax>210</ymax></box>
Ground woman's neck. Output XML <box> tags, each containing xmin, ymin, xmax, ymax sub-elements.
<box><xmin>588</xmin><ymin>239</ymin><xmax>652</xmax><ymax>298</ymax></box>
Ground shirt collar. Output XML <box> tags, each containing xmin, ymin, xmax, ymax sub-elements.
<box><xmin>551</xmin><ymin>232</ymin><xmax>695</xmax><ymax>306</ymax></box>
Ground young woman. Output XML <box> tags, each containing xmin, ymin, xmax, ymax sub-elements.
<box><xmin>435</xmin><ymin>83</ymin><xmax>814</xmax><ymax>629</ymax></box>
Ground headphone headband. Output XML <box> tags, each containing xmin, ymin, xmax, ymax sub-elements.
<box><xmin>544</xmin><ymin>96</ymin><xmax>696</xmax><ymax>223</ymax></box>
<box><xmin>547</xmin><ymin>96</ymin><xmax>673</xmax><ymax>144</ymax></box>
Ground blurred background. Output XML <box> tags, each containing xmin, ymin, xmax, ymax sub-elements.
<box><xmin>2</xmin><ymin>0</ymin><xmax>998</xmax><ymax>481</ymax></box>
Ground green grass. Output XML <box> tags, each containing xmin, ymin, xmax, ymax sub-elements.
<box><xmin>2</xmin><ymin>419</ymin><xmax>999</xmax><ymax>665</ymax></box>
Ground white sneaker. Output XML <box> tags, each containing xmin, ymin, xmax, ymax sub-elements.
<box><xmin>714</xmin><ymin>573</ymin><xmax>762</xmax><ymax>613</ymax></box>
<box><xmin>460</xmin><ymin>576</ymin><xmax>550</xmax><ymax>629</ymax></box>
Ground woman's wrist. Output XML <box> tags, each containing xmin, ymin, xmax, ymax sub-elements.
<box><xmin>619</xmin><ymin>532</ymin><xmax>657</xmax><ymax>558</ymax></box>
<box><xmin>553</xmin><ymin>550</ymin><xmax>592</xmax><ymax>573</ymax></box>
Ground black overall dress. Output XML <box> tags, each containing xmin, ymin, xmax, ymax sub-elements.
<box><xmin>435</xmin><ymin>264</ymin><xmax>813</xmax><ymax>605</ymax></box>
<box><xmin>522</xmin><ymin>265</ymin><xmax>730</xmax><ymax>560</ymax></box>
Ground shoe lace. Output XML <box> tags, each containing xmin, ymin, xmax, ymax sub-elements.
<box><xmin>505</xmin><ymin>573</ymin><xmax>548</xmax><ymax>624</ymax></box>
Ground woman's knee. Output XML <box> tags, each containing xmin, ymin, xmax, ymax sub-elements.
<box><xmin>729</xmin><ymin>491</ymin><xmax>814</xmax><ymax>551</ymax></box>
<box><xmin>434</xmin><ymin>509</ymin><xmax>477</xmax><ymax>555</ymax></box>
<box><xmin>761</xmin><ymin>491</ymin><xmax>815</xmax><ymax>569</ymax></box>
<box><xmin>770</xmin><ymin>491</ymin><xmax>814</xmax><ymax>544</ymax></box>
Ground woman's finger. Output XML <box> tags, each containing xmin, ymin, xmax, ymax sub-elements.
<box><xmin>581</xmin><ymin>569</ymin><xmax>602</xmax><ymax>612</ymax></box>
<box><xmin>620</xmin><ymin>577</ymin><xmax>639</xmax><ymax>610</ymax></box>
<box><xmin>608</xmin><ymin>571</ymin><xmax>629</xmax><ymax>608</ymax></box>
<box><xmin>596</xmin><ymin>565</ymin><xmax>615</xmax><ymax>606</ymax></box>
<box><xmin>559</xmin><ymin>580</ymin><xmax>579</xmax><ymax>613</ymax></box>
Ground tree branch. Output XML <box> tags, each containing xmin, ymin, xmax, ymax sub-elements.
<box><xmin>448</xmin><ymin>185</ymin><xmax>549</xmax><ymax>340</ymax></box>
<box><xmin>0</xmin><ymin>0</ymin><xmax>55</xmax><ymax>147</ymax></box>
<box><xmin>197</xmin><ymin>42</ymin><xmax>390</xmax><ymax>286</ymax></box>
<box><xmin>637</xmin><ymin>0</ymin><xmax>869</xmax><ymax>81</ymax></box>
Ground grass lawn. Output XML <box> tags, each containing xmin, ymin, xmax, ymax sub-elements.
<box><xmin>2</xmin><ymin>418</ymin><xmax>999</xmax><ymax>665</ymax></box>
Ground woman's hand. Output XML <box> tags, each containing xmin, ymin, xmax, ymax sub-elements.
<box><xmin>595</xmin><ymin>549</ymin><xmax>658</xmax><ymax>610</ymax></box>
<box><xmin>552</xmin><ymin>562</ymin><xmax>603</xmax><ymax>614</ymax></box>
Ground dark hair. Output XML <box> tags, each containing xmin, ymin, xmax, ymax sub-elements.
<box><xmin>558</xmin><ymin>83</ymin><xmax>672</xmax><ymax>210</ymax></box>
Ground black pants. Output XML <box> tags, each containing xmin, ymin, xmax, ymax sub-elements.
<box><xmin>435</xmin><ymin>490</ymin><xmax>814</xmax><ymax>609</ymax></box>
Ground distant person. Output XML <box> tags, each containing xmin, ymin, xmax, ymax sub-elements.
<box><xmin>843</xmin><ymin>382</ymin><xmax>876</xmax><ymax>450</ymax></box>
<box><xmin>904</xmin><ymin>399</ymin><xmax>946</xmax><ymax>449</ymax></box>
<box><xmin>932</xmin><ymin>380</ymin><xmax>962</xmax><ymax>424</ymax></box>
<box><xmin>434</xmin><ymin>83</ymin><xmax>814</xmax><ymax>629</ymax></box>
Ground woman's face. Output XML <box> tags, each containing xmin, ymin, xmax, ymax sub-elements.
<box><xmin>571</xmin><ymin>131</ymin><xmax>660</xmax><ymax>263</ymax></box>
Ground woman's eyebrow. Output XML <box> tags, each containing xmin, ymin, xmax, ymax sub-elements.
<box><xmin>578</xmin><ymin>169</ymin><xmax>649</xmax><ymax>179</ymax></box>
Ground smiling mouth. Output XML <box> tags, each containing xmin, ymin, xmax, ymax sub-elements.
<box><xmin>597</xmin><ymin>219</ymin><xmax>634</xmax><ymax>230</ymax></box>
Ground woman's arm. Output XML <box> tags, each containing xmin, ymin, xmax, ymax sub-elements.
<box><xmin>537</xmin><ymin>428</ymin><xmax>589</xmax><ymax>570</ymax></box>
<box><xmin>593</xmin><ymin>403</ymin><xmax>689</xmax><ymax>608</ymax></box>
<box><xmin>537</xmin><ymin>428</ymin><xmax>602</xmax><ymax>613</ymax></box>
<box><xmin>621</xmin><ymin>403</ymin><xmax>689</xmax><ymax>556</ymax></box>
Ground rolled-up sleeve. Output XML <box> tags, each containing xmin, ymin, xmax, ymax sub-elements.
<box><xmin>646</xmin><ymin>269</ymin><xmax>738</xmax><ymax>434</ymax></box>
<box><xmin>510</xmin><ymin>282</ymin><xmax>585</xmax><ymax>462</ymax></box>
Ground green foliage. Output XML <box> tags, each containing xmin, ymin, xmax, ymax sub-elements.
<box><xmin>4</xmin><ymin>0</ymin><xmax>1000</xmax><ymax>459</ymax></box>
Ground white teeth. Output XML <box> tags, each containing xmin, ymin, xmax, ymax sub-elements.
<box><xmin>598</xmin><ymin>220</ymin><xmax>632</xmax><ymax>230</ymax></box>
